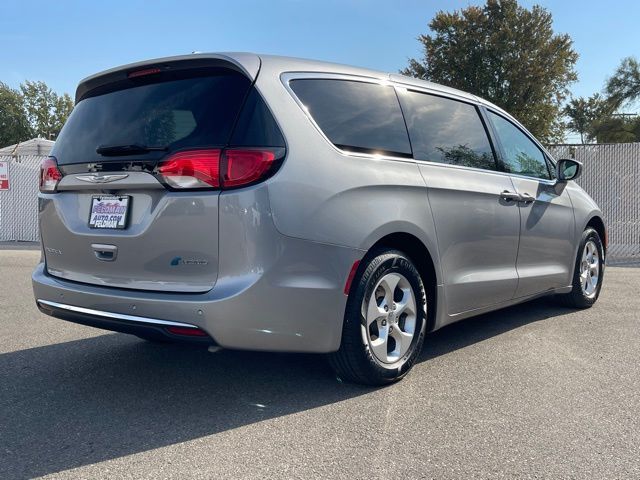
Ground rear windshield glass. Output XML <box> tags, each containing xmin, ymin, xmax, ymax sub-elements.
<box><xmin>52</xmin><ymin>68</ymin><xmax>251</xmax><ymax>165</ymax></box>
<box><xmin>289</xmin><ymin>79</ymin><xmax>412</xmax><ymax>157</ymax></box>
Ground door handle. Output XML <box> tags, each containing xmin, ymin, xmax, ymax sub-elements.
<box><xmin>500</xmin><ymin>190</ymin><xmax>521</xmax><ymax>202</ymax></box>
<box><xmin>519</xmin><ymin>192</ymin><xmax>535</xmax><ymax>203</ymax></box>
<box><xmin>92</xmin><ymin>244</ymin><xmax>118</xmax><ymax>262</ymax></box>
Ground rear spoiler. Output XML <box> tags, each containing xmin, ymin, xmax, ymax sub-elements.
<box><xmin>75</xmin><ymin>52</ymin><xmax>261</xmax><ymax>103</ymax></box>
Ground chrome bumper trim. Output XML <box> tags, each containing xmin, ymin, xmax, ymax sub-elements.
<box><xmin>36</xmin><ymin>299</ymin><xmax>198</xmax><ymax>329</ymax></box>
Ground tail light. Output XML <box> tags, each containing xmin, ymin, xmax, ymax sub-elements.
<box><xmin>157</xmin><ymin>150</ymin><xmax>221</xmax><ymax>189</ymax></box>
<box><xmin>39</xmin><ymin>157</ymin><xmax>63</xmax><ymax>193</ymax></box>
<box><xmin>166</xmin><ymin>326</ymin><xmax>209</xmax><ymax>337</ymax></box>
<box><xmin>222</xmin><ymin>149</ymin><xmax>276</xmax><ymax>188</ymax></box>
<box><xmin>156</xmin><ymin>148</ymin><xmax>281</xmax><ymax>190</ymax></box>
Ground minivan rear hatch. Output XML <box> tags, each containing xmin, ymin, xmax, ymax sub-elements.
<box><xmin>40</xmin><ymin>56</ymin><xmax>283</xmax><ymax>293</ymax></box>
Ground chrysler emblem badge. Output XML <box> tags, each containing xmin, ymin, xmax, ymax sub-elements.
<box><xmin>76</xmin><ymin>174</ymin><xmax>129</xmax><ymax>184</ymax></box>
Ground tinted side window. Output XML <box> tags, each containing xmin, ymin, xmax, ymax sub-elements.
<box><xmin>488</xmin><ymin>112</ymin><xmax>551</xmax><ymax>179</ymax></box>
<box><xmin>289</xmin><ymin>79</ymin><xmax>412</xmax><ymax>156</ymax></box>
<box><xmin>230</xmin><ymin>87</ymin><xmax>285</xmax><ymax>147</ymax></box>
<box><xmin>398</xmin><ymin>90</ymin><xmax>497</xmax><ymax>171</ymax></box>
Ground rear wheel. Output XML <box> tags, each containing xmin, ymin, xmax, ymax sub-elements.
<box><xmin>329</xmin><ymin>249</ymin><xmax>427</xmax><ymax>385</ymax></box>
<box><xmin>559</xmin><ymin>227</ymin><xmax>605</xmax><ymax>308</ymax></box>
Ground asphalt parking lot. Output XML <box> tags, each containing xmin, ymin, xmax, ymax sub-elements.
<box><xmin>1</xmin><ymin>248</ymin><xmax>639</xmax><ymax>479</ymax></box>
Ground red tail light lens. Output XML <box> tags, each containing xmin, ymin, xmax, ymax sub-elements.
<box><xmin>39</xmin><ymin>157</ymin><xmax>63</xmax><ymax>193</ymax></box>
<box><xmin>221</xmin><ymin>149</ymin><xmax>277</xmax><ymax>188</ymax></box>
<box><xmin>166</xmin><ymin>326</ymin><xmax>209</xmax><ymax>337</ymax></box>
<box><xmin>156</xmin><ymin>148</ymin><xmax>280</xmax><ymax>190</ymax></box>
<box><xmin>157</xmin><ymin>149</ymin><xmax>221</xmax><ymax>189</ymax></box>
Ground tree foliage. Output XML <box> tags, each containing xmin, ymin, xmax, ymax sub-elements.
<box><xmin>563</xmin><ymin>94</ymin><xmax>611</xmax><ymax>143</ymax></box>
<box><xmin>402</xmin><ymin>0</ymin><xmax>578</xmax><ymax>143</ymax></box>
<box><xmin>20</xmin><ymin>81</ymin><xmax>74</xmax><ymax>140</ymax></box>
<box><xmin>590</xmin><ymin>116</ymin><xmax>640</xmax><ymax>143</ymax></box>
<box><xmin>605</xmin><ymin>57</ymin><xmax>640</xmax><ymax>110</ymax></box>
<box><xmin>0</xmin><ymin>80</ymin><xmax>73</xmax><ymax>147</ymax></box>
<box><xmin>0</xmin><ymin>82</ymin><xmax>32</xmax><ymax>147</ymax></box>
<box><xmin>563</xmin><ymin>57</ymin><xmax>640</xmax><ymax>144</ymax></box>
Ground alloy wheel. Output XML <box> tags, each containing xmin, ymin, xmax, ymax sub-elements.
<box><xmin>361</xmin><ymin>272</ymin><xmax>417</xmax><ymax>364</ymax></box>
<box><xmin>580</xmin><ymin>240</ymin><xmax>600</xmax><ymax>298</ymax></box>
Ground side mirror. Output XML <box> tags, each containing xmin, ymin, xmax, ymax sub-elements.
<box><xmin>556</xmin><ymin>158</ymin><xmax>582</xmax><ymax>182</ymax></box>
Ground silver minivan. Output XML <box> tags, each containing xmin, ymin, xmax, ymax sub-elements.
<box><xmin>33</xmin><ymin>53</ymin><xmax>606</xmax><ymax>385</ymax></box>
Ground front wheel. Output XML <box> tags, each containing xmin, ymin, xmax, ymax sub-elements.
<box><xmin>560</xmin><ymin>227</ymin><xmax>605</xmax><ymax>308</ymax></box>
<box><xmin>329</xmin><ymin>249</ymin><xmax>427</xmax><ymax>385</ymax></box>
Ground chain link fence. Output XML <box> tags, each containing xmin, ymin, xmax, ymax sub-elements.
<box><xmin>548</xmin><ymin>143</ymin><xmax>640</xmax><ymax>266</ymax></box>
<box><xmin>1</xmin><ymin>140</ymin><xmax>638</xmax><ymax>265</ymax></box>
<box><xmin>0</xmin><ymin>139</ymin><xmax>53</xmax><ymax>242</ymax></box>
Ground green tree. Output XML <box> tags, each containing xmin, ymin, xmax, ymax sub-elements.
<box><xmin>0</xmin><ymin>82</ymin><xmax>32</xmax><ymax>147</ymax></box>
<box><xmin>52</xmin><ymin>92</ymin><xmax>74</xmax><ymax>138</ymax></box>
<box><xmin>564</xmin><ymin>94</ymin><xmax>610</xmax><ymax>143</ymax></box>
<box><xmin>605</xmin><ymin>57</ymin><xmax>640</xmax><ymax>110</ymax></box>
<box><xmin>20</xmin><ymin>80</ymin><xmax>74</xmax><ymax>140</ymax></box>
<box><xmin>589</xmin><ymin>115</ymin><xmax>640</xmax><ymax>143</ymax></box>
<box><xmin>402</xmin><ymin>0</ymin><xmax>578</xmax><ymax>143</ymax></box>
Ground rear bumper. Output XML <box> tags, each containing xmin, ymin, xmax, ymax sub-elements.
<box><xmin>36</xmin><ymin>299</ymin><xmax>215</xmax><ymax>345</ymax></box>
<box><xmin>32</xmin><ymin>231</ymin><xmax>362</xmax><ymax>353</ymax></box>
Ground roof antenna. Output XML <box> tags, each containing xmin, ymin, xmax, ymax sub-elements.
<box><xmin>191</xmin><ymin>50</ymin><xmax>201</xmax><ymax>54</ymax></box>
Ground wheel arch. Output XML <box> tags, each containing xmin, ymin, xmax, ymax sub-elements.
<box><xmin>366</xmin><ymin>232</ymin><xmax>439</xmax><ymax>333</ymax></box>
<box><xmin>585</xmin><ymin>215</ymin><xmax>607</xmax><ymax>253</ymax></box>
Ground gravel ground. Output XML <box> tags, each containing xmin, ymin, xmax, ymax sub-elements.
<box><xmin>1</xmin><ymin>250</ymin><xmax>639</xmax><ymax>479</ymax></box>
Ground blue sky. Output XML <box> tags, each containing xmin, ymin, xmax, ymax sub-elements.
<box><xmin>1</xmin><ymin>1</ymin><xmax>638</xmax><ymax>115</ymax></box>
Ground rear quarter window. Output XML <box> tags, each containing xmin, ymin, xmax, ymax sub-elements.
<box><xmin>289</xmin><ymin>78</ymin><xmax>412</xmax><ymax>157</ymax></box>
<box><xmin>229</xmin><ymin>87</ymin><xmax>285</xmax><ymax>147</ymax></box>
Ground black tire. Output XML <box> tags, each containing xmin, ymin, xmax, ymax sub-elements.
<box><xmin>559</xmin><ymin>227</ymin><xmax>605</xmax><ymax>308</ymax></box>
<box><xmin>328</xmin><ymin>249</ymin><xmax>427</xmax><ymax>386</ymax></box>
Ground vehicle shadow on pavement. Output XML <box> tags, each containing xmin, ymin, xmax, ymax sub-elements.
<box><xmin>420</xmin><ymin>297</ymin><xmax>569</xmax><ymax>361</ymax></box>
<box><xmin>0</xmin><ymin>297</ymin><xmax>568</xmax><ymax>479</ymax></box>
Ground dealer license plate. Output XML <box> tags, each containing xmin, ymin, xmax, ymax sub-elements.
<box><xmin>88</xmin><ymin>195</ymin><xmax>131</xmax><ymax>229</ymax></box>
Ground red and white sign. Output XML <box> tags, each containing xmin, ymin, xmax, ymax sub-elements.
<box><xmin>0</xmin><ymin>161</ymin><xmax>8</xmax><ymax>190</ymax></box>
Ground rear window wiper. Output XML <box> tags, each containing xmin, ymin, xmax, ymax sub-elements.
<box><xmin>96</xmin><ymin>144</ymin><xmax>168</xmax><ymax>156</ymax></box>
